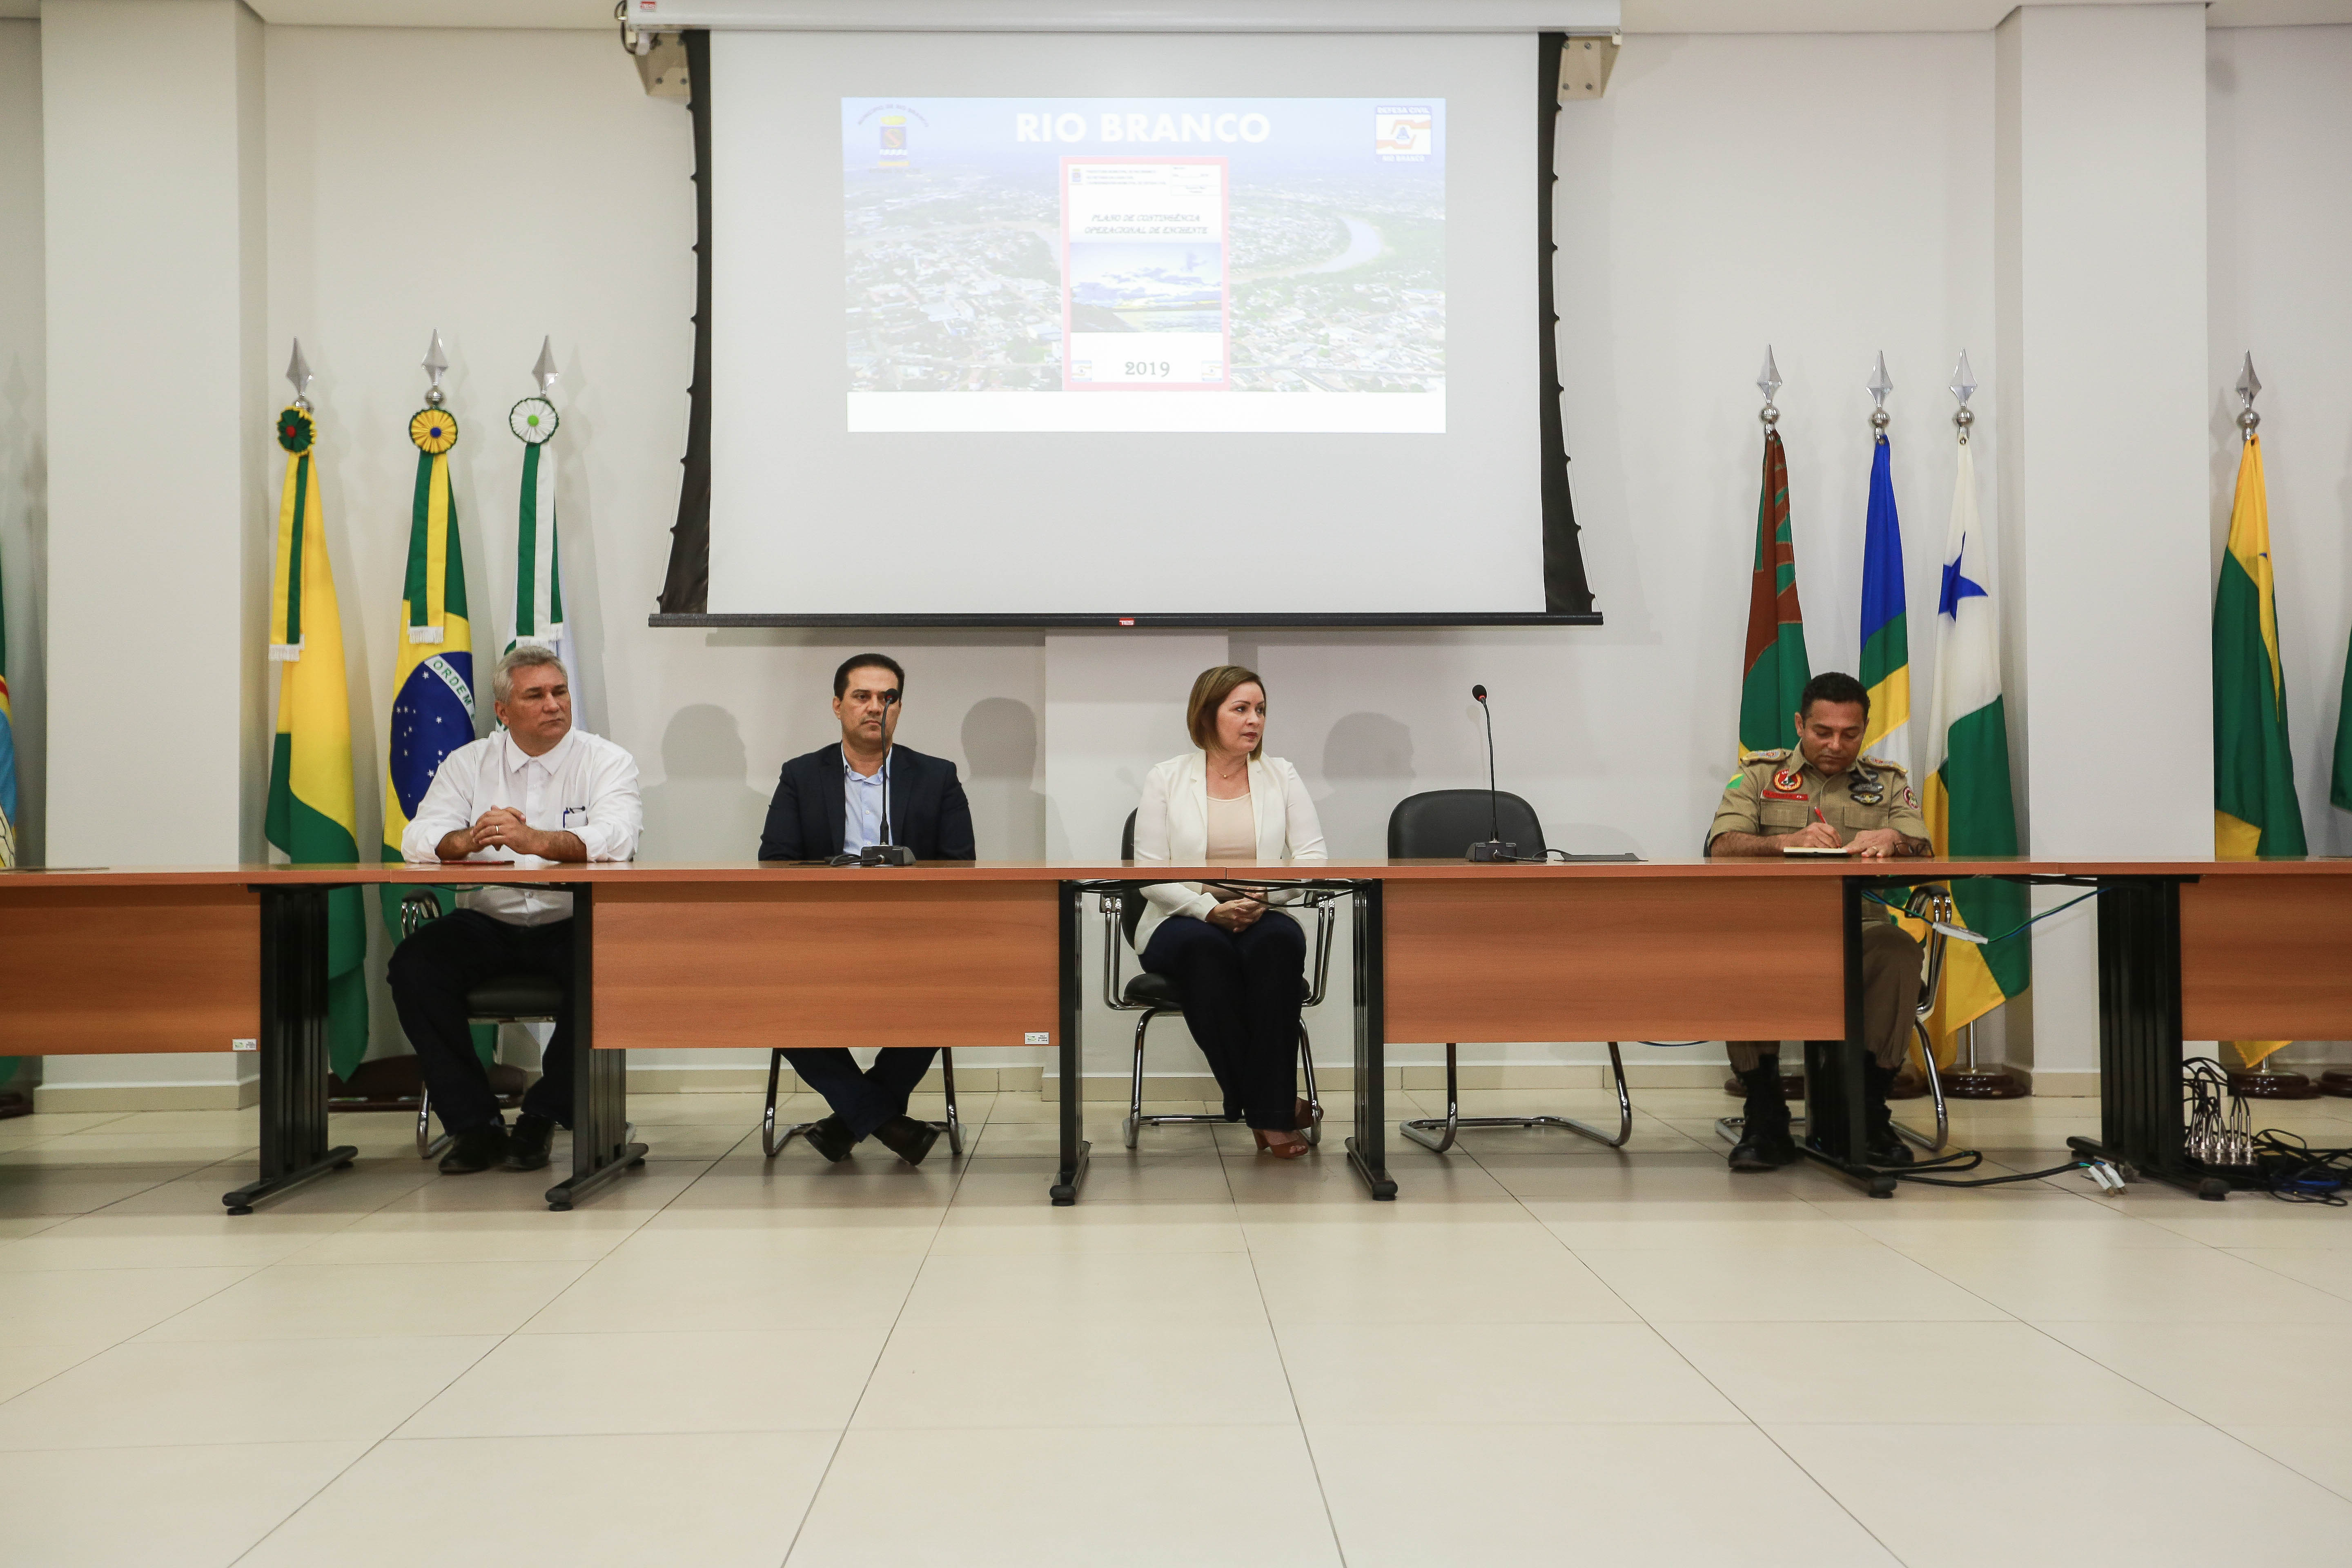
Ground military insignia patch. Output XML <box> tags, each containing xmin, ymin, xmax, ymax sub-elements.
<box><xmin>1771</xmin><ymin>768</ymin><xmax>1804</xmax><ymax>793</ymax></box>
<box><xmin>1902</xmin><ymin>785</ymin><xmax>1916</xmax><ymax>808</ymax></box>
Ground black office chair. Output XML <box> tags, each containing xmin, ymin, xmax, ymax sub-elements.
<box><xmin>396</xmin><ymin>889</ymin><xmax>570</xmax><ymax>1160</ymax></box>
<box><xmin>1105</xmin><ymin>810</ymin><xmax>1331</xmax><ymax>1149</ymax></box>
<box><xmin>1713</xmin><ymin>885</ymin><xmax>1953</xmax><ymax>1155</ymax></box>
<box><xmin>762</xmin><ymin>1047</ymin><xmax>964</xmax><ymax>1160</ymax></box>
<box><xmin>1386</xmin><ymin>789</ymin><xmax>1633</xmax><ymax>1152</ymax></box>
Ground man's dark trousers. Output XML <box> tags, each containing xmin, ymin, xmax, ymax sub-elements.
<box><xmin>389</xmin><ymin>909</ymin><xmax>576</xmax><ymax>1136</ymax></box>
<box><xmin>783</xmin><ymin>1047</ymin><xmax>939</xmax><ymax>1140</ymax></box>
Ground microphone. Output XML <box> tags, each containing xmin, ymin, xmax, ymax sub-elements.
<box><xmin>1466</xmin><ymin>684</ymin><xmax>1515</xmax><ymax>863</ymax></box>
<box><xmin>860</xmin><ymin>688</ymin><xmax>917</xmax><ymax>866</ymax></box>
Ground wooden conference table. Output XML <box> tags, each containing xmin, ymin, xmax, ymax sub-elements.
<box><xmin>1</xmin><ymin>855</ymin><xmax>2347</xmax><ymax>1210</ymax></box>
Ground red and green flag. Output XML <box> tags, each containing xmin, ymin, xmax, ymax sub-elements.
<box><xmin>1739</xmin><ymin>415</ymin><xmax>1810</xmax><ymax>760</ymax></box>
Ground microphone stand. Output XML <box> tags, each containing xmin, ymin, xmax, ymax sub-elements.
<box><xmin>1467</xmin><ymin>684</ymin><xmax>1515</xmax><ymax>862</ymax></box>
<box><xmin>860</xmin><ymin>691</ymin><xmax>916</xmax><ymax>866</ymax></box>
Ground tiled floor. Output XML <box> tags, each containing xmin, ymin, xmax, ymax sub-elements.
<box><xmin>4</xmin><ymin>1085</ymin><xmax>2352</xmax><ymax>1566</ymax></box>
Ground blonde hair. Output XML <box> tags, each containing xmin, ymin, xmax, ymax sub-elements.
<box><xmin>1186</xmin><ymin>665</ymin><xmax>1265</xmax><ymax>760</ymax></box>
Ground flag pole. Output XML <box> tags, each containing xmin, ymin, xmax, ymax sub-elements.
<box><xmin>1932</xmin><ymin>353</ymin><xmax>2028</xmax><ymax>1101</ymax></box>
<box><xmin>2219</xmin><ymin>356</ymin><xmax>2321</xmax><ymax>1100</ymax></box>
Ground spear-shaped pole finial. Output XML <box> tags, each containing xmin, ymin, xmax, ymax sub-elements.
<box><xmin>532</xmin><ymin>336</ymin><xmax>560</xmax><ymax>396</ymax></box>
<box><xmin>422</xmin><ymin>330</ymin><xmax>450</xmax><ymax>408</ymax></box>
<box><xmin>285</xmin><ymin>339</ymin><xmax>314</xmax><ymax>411</ymax></box>
<box><xmin>1867</xmin><ymin>351</ymin><xmax>1893</xmax><ymax>441</ymax></box>
<box><xmin>2236</xmin><ymin>352</ymin><xmax>2261</xmax><ymax>439</ymax></box>
<box><xmin>1949</xmin><ymin>350</ymin><xmax>1976</xmax><ymax>443</ymax></box>
<box><xmin>1757</xmin><ymin>346</ymin><xmax>1782</xmax><ymax>430</ymax></box>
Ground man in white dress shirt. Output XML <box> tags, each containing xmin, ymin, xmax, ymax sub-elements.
<box><xmin>391</xmin><ymin>646</ymin><xmax>642</xmax><ymax>1174</ymax></box>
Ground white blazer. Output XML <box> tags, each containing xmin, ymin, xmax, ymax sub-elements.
<box><xmin>1131</xmin><ymin>751</ymin><xmax>1328</xmax><ymax>951</ymax></box>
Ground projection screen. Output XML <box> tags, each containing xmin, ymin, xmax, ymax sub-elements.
<box><xmin>680</xmin><ymin>19</ymin><xmax>1596</xmax><ymax>625</ymax></box>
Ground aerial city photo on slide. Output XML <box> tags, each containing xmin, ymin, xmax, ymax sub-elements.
<box><xmin>841</xmin><ymin>96</ymin><xmax>1446</xmax><ymax>433</ymax></box>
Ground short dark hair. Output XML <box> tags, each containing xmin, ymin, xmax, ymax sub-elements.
<box><xmin>1798</xmin><ymin>671</ymin><xmax>1870</xmax><ymax>720</ymax></box>
<box><xmin>1186</xmin><ymin>665</ymin><xmax>1266</xmax><ymax>759</ymax></box>
<box><xmin>833</xmin><ymin>653</ymin><xmax>905</xmax><ymax>700</ymax></box>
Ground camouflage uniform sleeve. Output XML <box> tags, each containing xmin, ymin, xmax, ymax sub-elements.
<box><xmin>1706</xmin><ymin>761</ymin><xmax>1766</xmax><ymax>849</ymax></box>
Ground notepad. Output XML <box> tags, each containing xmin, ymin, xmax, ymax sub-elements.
<box><xmin>1780</xmin><ymin>844</ymin><xmax>1853</xmax><ymax>857</ymax></box>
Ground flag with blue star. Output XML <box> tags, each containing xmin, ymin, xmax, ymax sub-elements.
<box><xmin>1920</xmin><ymin>433</ymin><xmax>2028</xmax><ymax>1056</ymax></box>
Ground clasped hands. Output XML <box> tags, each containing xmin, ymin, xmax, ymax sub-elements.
<box><xmin>441</xmin><ymin>807</ymin><xmax>557</xmax><ymax>861</ymax></box>
<box><xmin>1783</xmin><ymin>822</ymin><xmax>1907</xmax><ymax>860</ymax></box>
<box><xmin>1205</xmin><ymin>892</ymin><xmax>1268</xmax><ymax>931</ymax></box>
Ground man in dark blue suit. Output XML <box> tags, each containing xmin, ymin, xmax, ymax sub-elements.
<box><xmin>758</xmin><ymin>653</ymin><xmax>976</xmax><ymax>1165</ymax></box>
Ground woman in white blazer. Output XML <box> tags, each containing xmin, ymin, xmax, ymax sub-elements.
<box><xmin>1131</xmin><ymin>666</ymin><xmax>1329</xmax><ymax>1158</ymax></box>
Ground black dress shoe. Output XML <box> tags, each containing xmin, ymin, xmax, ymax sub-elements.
<box><xmin>1728</xmin><ymin>1063</ymin><xmax>1800</xmax><ymax>1172</ymax></box>
<box><xmin>871</xmin><ymin>1114</ymin><xmax>940</xmax><ymax>1167</ymax></box>
<box><xmin>801</xmin><ymin>1114</ymin><xmax>857</xmax><ymax>1164</ymax></box>
<box><xmin>502</xmin><ymin>1114</ymin><xmax>558</xmax><ymax>1172</ymax></box>
<box><xmin>439</xmin><ymin>1124</ymin><xmax>510</xmax><ymax>1174</ymax></box>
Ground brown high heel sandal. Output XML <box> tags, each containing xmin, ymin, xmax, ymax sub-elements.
<box><xmin>1254</xmin><ymin>1129</ymin><xmax>1312</xmax><ymax>1159</ymax></box>
<box><xmin>1294</xmin><ymin>1098</ymin><xmax>1316</xmax><ymax>1131</ymax></box>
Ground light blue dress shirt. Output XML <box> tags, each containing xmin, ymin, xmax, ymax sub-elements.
<box><xmin>842</xmin><ymin>746</ymin><xmax>893</xmax><ymax>854</ymax></box>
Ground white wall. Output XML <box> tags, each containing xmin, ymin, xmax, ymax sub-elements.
<box><xmin>2208</xmin><ymin>24</ymin><xmax>2352</xmax><ymax>858</ymax></box>
<box><xmin>265</xmin><ymin>26</ymin><xmax>1049</xmax><ymax>1067</ymax></box>
<box><xmin>2207</xmin><ymin>22</ymin><xmax>2352</xmax><ymax>1069</ymax></box>
<box><xmin>21</xmin><ymin>16</ymin><xmax>2352</xmax><ymax>1095</ymax></box>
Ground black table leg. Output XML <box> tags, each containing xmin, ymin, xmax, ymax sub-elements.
<box><xmin>1345</xmin><ymin>880</ymin><xmax>1396</xmax><ymax>1200</ymax></box>
<box><xmin>1051</xmin><ymin>881</ymin><xmax>1090</xmax><ymax>1205</ymax></box>
<box><xmin>2065</xmin><ymin>875</ymin><xmax>2243</xmax><ymax>1199</ymax></box>
<box><xmin>1800</xmin><ymin>877</ymin><xmax>1898</xmax><ymax>1198</ymax></box>
<box><xmin>223</xmin><ymin>885</ymin><xmax>358</xmax><ymax>1214</ymax></box>
<box><xmin>547</xmin><ymin>886</ymin><xmax>646</xmax><ymax>1210</ymax></box>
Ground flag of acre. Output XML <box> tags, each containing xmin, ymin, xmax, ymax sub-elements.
<box><xmin>2212</xmin><ymin>431</ymin><xmax>2303</xmax><ymax>1068</ymax></box>
<box><xmin>1858</xmin><ymin>438</ymin><xmax>1912</xmax><ymax>773</ymax></box>
<box><xmin>2212</xmin><ymin>432</ymin><xmax>2305</xmax><ymax>860</ymax></box>
<box><xmin>1920</xmin><ymin>439</ymin><xmax>2027</xmax><ymax>1056</ymax></box>
<box><xmin>1739</xmin><ymin>428</ymin><xmax>1810</xmax><ymax>758</ymax></box>
<box><xmin>264</xmin><ymin>405</ymin><xmax>370</xmax><ymax>1074</ymax></box>
<box><xmin>381</xmin><ymin>404</ymin><xmax>478</xmax><ymax>935</ymax></box>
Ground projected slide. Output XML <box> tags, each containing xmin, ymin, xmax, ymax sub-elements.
<box><xmin>842</xmin><ymin>98</ymin><xmax>1446</xmax><ymax>434</ymax></box>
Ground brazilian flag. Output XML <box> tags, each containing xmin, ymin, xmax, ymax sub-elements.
<box><xmin>265</xmin><ymin>405</ymin><xmax>370</xmax><ymax>1075</ymax></box>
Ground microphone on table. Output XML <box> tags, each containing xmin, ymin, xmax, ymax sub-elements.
<box><xmin>1466</xmin><ymin>684</ymin><xmax>1516</xmax><ymax>863</ymax></box>
<box><xmin>860</xmin><ymin>689</ymin><xmax>917</xmax><ymax>867</ymax></box>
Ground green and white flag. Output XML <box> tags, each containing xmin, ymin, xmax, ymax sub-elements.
<box><xmin>507</xmin><ymin>338</ymin><xmax>566</xmax><ymax>664</ymax></box>
<box><xmin>1920</xmin><ymin>377</ymin><xmax>2028</xmax><ymax>1055</ymax></box>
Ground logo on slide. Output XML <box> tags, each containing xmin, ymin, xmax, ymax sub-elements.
<box><xmin>1374</xmin><ymin>106</ymin><xmax>1432</xmax><ymax>161</ymax></box>
<box><xmin>878</xmin><ymin>114</ymin><xmax>909</xmax><ymax>166</ymax></box>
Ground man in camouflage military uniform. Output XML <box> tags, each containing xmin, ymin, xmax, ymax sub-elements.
<box><xmin>1707</xmin><ymin>672</ymin><xmax>1931</xmax><ymax>1172</ymax></box>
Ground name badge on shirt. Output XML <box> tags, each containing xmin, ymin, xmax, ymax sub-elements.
<box><xmin>561</xmin><ymin>807</ymin><xmax>589</xmax><ymax>831</ymax></box>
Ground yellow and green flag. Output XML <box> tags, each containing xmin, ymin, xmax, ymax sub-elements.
<box><xmin>2213</xmin><ymin>408</ymin><xmax>2304</xmax><ymax>1070</ymax></box>
<box><xmin>2212</xmin><ymin>430</ymin><xmax>2305</xmax><ymax>861</ymax></box>
<box><xmin>1920</xmin><ymin>432</ymin><xmax>2027</xmax><ymax>1061</ymax></box>
<box><xmin>264</xmin><ymin>399</ymin><xmax>369</xmax><ymax>1074</ymax></box>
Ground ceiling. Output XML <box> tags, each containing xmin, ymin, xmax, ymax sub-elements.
<box><xmin>4</xmin><ymin>0</ymin><xmax>2348</xmax><ymax>30</ymax></box>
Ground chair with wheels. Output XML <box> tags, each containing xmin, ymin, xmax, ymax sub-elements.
<box><xmin>1387</xmin><ymin>789</ymin><xmax>1635</xmax><ymax>1153</ymax></box>
<box><xmin>1106</xmin><ymin>811</ymin><xmax>1332</xmax><ymax>1149</ymax></box>
<box><xmin>396</xmin><ymin>889</ymin><xmax>571</xmax><ymax>1161</ymax></box>
<box><xmin>1714</xmin><ymin>884</ymin><xmax>1954</xmax><ymax>1155</ymax></box>
<box><xmin>761</xmin><ymin>1047</ymin><xmax>965</xmax><ymax>1159</ymax></box>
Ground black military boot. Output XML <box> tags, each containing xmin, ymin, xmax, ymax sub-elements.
<box><xmin>1728</xmin><ymin>1064</ymin><xmax>1797</xmax><ymax>1172</ymax></box>
<box><xmin>1862</xmin><ymin>1058</ymin><xmax>1914</xmax><ymax>1166</ymax></box>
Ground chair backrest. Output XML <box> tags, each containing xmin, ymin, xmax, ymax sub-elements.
<box><xmin>1118</xmin><ymin>809</ymin><xmax>1144</xmax><ymax>948</ymax></box>
<box><xmin>1388</xmin><ymin>789</ymin><xmax>1546</xmax><ymax>859</ymax></box>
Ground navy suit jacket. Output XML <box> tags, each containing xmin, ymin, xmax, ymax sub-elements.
<box><xmin>757</xmin><ymin>744</ymin><xmax>977</xmax><ymax>862</ymax></box>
